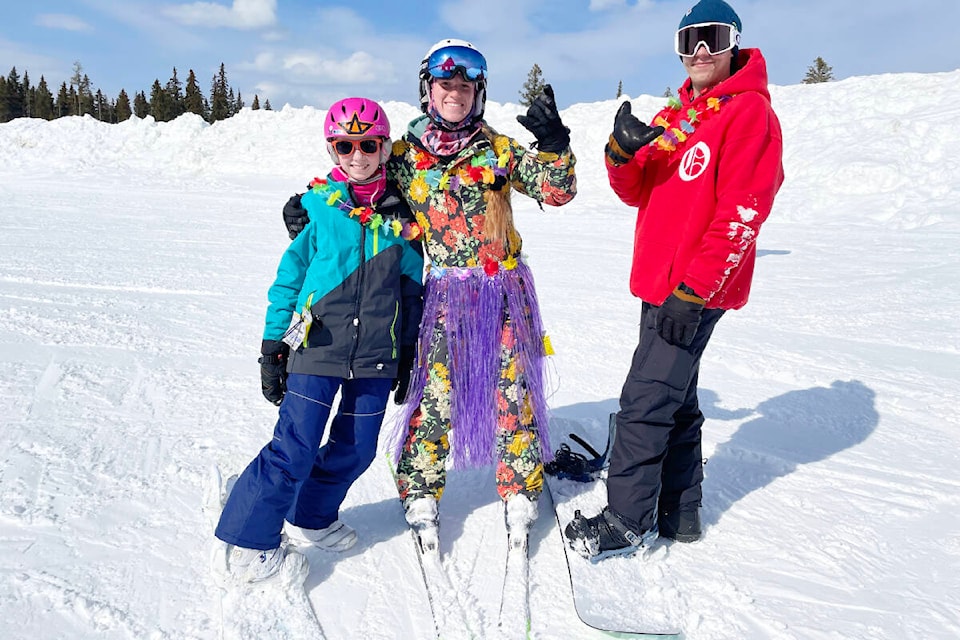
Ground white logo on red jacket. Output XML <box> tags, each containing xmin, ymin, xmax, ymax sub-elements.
<box><xmin>679</xmin><ymin>141</ymin><xmax>711</xmax><ymax>182</ymax></box>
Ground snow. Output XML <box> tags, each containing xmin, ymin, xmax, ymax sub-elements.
<box><xmin>2</xmin><ymin>67</ymin><xmax>960</xmax><ymax>640</ymax></box>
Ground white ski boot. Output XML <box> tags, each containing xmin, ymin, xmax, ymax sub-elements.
<box><xmin>405</xmin><ymin>496</ymin><xmax>440</xmax><ymax>554</ymax></box>
<box><xmin>505</xmin><ymin>494</ymin><xmax>537</xmax><ymax>551</ymax></box>
<box><xmin>286</xmin><ymin>520</ymin><xmax>358</xmax><ymax>552</ymax></box>
<box><xmin>211</xmin><ymin>541</ymin><xmax>308</xmax><ymax>586</ymax></box>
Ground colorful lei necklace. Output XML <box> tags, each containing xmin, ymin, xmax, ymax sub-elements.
<box><xmin>308</xmin><ymin>177</ymin><xmax>423</xmax><ymax>241</ymax></box>
<box><xmin>407</xmin><ymin>145</ymin><xmax>511</xmax><ymax>204</ymax></box>
<box><xmin>651</xmin><ymin>94</ymin><xmax>735</xmax><ymax>155</ymax></box>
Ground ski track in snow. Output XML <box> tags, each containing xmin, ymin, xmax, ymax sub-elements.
<box><xmin>2</xmin><ymin>71</ymin><xmax>960</xmax><ymax>639</ymax></box>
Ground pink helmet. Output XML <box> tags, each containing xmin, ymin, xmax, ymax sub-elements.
<box><xmin>324</xmin><ymin>97</ymin><xmax>390</xmax><ymax>140</ymax></box>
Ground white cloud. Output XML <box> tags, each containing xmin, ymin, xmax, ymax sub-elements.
<box><xmin>588</xmin><ymin>0</ymin><xmax>627</xmax><ymax>9</ymax></box>
<box><xmin>35</xmin><ymin>14</ymin><xmax>94</xmax><ymax>32</ymax></box>
<box><xmin>163</xmin><ymin>0</ymin><xmax>277</xmax><ymax>30</ymax></box>
<box><xmin>281</xmin><ymin>51</ymin><xmax>387</xmax><ymax>84</ymax></box>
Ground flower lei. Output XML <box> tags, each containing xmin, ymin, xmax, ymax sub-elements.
<box><xmin>650</xmin><ymin>94</ymin><xmax>735</xmax><ymax>155</ymax></box>
<box><xmin>308</xmin><ymin>177</ymin><xmax>423</xmax><ymax>241</ymax></box>
<box><xmin>407</xmin><ymin>147</ymin><xmax>510</xmax><ymax>204</ymax></box>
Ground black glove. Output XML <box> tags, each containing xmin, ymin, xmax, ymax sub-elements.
<box><xmin>259</xmin><ymin>340</ymin><xmax>290</xmax><ymax>405</ymax></box>
<box><xmin>392</xmin><ymin>345</ymin><xmax>416</xmax><ymax>405</ymax></box>
<box><xmin>605</xmin><ymin>101</ymin><xmax>665</xmax><ymax>165</ymax></box>
<box><xmin>655</xmin><ymin>284</ymin><xmax>706</xmax><ymax>347</ymax></box>
<box><xmin>516</xmin><ymin>84</ymin><xmax>570</xmax><ymax>154</ymax></box>
<box><xmin>282</xmin><ymin>194</ymin><xmax>309</xmax><ymax>240</ymax></box>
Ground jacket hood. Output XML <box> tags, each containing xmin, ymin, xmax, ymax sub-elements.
<box><xmin>679</xmin><ymin>48</ymin><xmax>771</xmax><ymax>104</ymax></box>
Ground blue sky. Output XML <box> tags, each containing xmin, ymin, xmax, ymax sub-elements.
<box><xmin>1</xmin><ymin>0</ymin><xmax>958</xmax><ymax>110</ymax></box>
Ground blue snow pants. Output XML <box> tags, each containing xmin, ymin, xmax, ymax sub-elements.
<box><xmin>607</xmin><ymin>302</ymin><xmax>724</xmax><ymax>532</ymax></box>
<box><xmin>215</xmin><ymin>373</ymin><xmax>393</xmax><ymax>550</ymax></box>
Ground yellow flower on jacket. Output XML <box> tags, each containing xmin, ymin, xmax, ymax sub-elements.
<box><xmin>493</xmin><ymin>134</ymin><xmax>511</xmax><ymax>157</ymax></box>
<box><xmin>409</xmin><ymin>175</ymin><xmax>430</xmax><ymax>204</ymax></box>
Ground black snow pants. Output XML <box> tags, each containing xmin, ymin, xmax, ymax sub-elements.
<box><xmin>607</xmin><ymin>301</ymin><xmax>725</xmax><ymax>531</ymax></box>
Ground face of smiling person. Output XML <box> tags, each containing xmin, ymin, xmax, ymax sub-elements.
<box><xmin>332</xmin><ymin>138</ymin><xmax>381</xmax><ymax>182</ymax></box>
<box><xmin>430</xmin><ymin>75</ymin><xmax>476</xmax><ymax>124</ymax></box>
<box><xmin>681</xmin><ymin>44</ymin><xmax>733</xmax><ymax>97</ymax></box>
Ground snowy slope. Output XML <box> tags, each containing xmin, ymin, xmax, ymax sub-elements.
<box><xmin>1</xmin><ymin>69</ymin><xmax>959</xmax><ymax>640</ymax></box>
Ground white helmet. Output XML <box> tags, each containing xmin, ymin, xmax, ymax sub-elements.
<box><xmin>418</xmin><ymin>38</ymin><xmax>487</xmax><ymax>126</ymax></box>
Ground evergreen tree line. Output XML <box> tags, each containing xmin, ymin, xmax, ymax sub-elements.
<box><xmin>0</xmin><ymin>61</ymin><xmax>273</xmax><ymax>124</ymax></box>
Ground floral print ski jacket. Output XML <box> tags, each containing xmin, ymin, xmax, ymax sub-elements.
<box><xmin>388</xmin><ymin>115</ymin><xmax>577</xmax><ymax>270</ymax></box>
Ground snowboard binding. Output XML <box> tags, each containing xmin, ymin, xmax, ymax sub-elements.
<box><xmin>545</xmin><ymin>412</ymin><xmax>618</xmax><ymax>483</ymax></box>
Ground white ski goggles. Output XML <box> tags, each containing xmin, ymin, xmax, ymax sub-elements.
<box><xmin>675</xmin><ymin>22</ymin><xmax>740</xmax><ymax>57</ymax></box>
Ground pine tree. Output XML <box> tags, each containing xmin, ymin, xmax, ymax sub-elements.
<box><xmin>78</xmin><ymin>74</ymin><xmax>95</xmax><ymax>116</ymax></box>
<box><xmin>115</xmin><ymin>89</ymin><xmax>132</xmax><ymax>122</ymax></box>
<box><xmin>209</xmin><ymin>63</ymin><xmax>230</xmax><ymax>122</ymax></box>
<box><xmin>264</xmin><ymin>99</ymin><xmax>272</xmax><ymax>111</ymax></box>
<box><xmin>149</xmin><ymin>79</ymin><xmax>170</xmax><ymax>121</ymax></box>
<box><xmin>518</xmin><ymin>63</ymin><xmax>545</xmax><ymax>107</ymax></box>
<box><xmin>68</xmin><ymin>85</ymin><xmax>79</xmax><ymax>116</ymax></box>
<box><xmin>69</xmin><ymin>61</ymin><xmax>84</xmax><ymax>115</ymax></box>
<box><xmin>0</xmin><ymin>75</ymin><xmax>8</xmax><ymax>122</ymax></box>
<box><xmin>166</xmin><ymin>67</ymin><xmax>185</xmax><ymax>119</ymax></box>
<box><xmin>21</xmin><ymin>70</ymin><xmax>32</xmax><ymax>118</ymax></box>
<box><xmin>803</xmin><ymin>57</ymin><xmax>834</xmax><ymax>84</ymax></box>
<box><xmin>133</xmin><ymin>90</ymin><xmax>149</xmax><ymax>118</ymax></box>
<box><xmin>5</xmin><ymin>67</ymin><xmax>24</xmax><ymax>120</ymax></box>
<box><xmin>183</xmin><ymin>69</ymin><xmax>205</xmax><ymax>117</ymax></box>
<box><xmin>94</xmin><ymin>89</ymin><xmax>108</xmax><ymax>121</ymax></box>
<box><xmin>616</xmin><ymin>80</ymin><xmax>622</xmax><ymax>99</ymax></box>
<box><xmin>251</xmin><ymin>94</ymin><xmax>260</xmax><ymax>110</ymax></box>
<box><xmin>235</xmin><ymin>90</ymin><xmax>244</xmax><ymax>113</ymax></box>
<box><xmin>55</xmin><ymin>82</ymin><xmax>70</xmax><ymax>117</ymax></box>
<box><xmin>33</xmin><ymin>76</ymin><xmax>55</xmax><ymax>120</ymax></box>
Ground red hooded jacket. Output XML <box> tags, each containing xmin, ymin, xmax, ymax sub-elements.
<box><xmin>607</xmin><ymin>48</ymin><xmax>784</xmax><ymax>310</ymax></box>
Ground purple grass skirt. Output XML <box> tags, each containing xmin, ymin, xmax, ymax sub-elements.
<box><xmin>387</xmin><ymin>260</ymin><xmax>553</xmax><ymax>469</ymax></box>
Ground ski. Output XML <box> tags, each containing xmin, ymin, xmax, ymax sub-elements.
<box><xmin>545</xmin><ymin>415</ymin><xmax>683</xmax><ymax>638</ymax></box>
<box><xmin>386</xmin><ymin>455</ymin><xmax>480</xmax><ymax>639</ymax></box>
<box><xmin>202</xmin><ymin>465</ymin><xmax>327</xmax><ymax>640</ymax></box>
<box><xmin>410</xmin><ymin>527</ymin><xmax>480</xmax><ymax>639</ymax></box>
<box><xmin>496</xmin><ymin>528</ymin><xmax>531</xmax><ymax>639</ymax></box>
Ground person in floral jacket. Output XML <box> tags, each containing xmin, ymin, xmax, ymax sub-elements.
<box><xmin>280</xmin><ymin>40</ymin><xmax>576</xmax><ymax>550</ymax></box>
<box><xmin>387</xmin><ymin>38</ymin><xmax>577</xmax><ymax>551</ymax></box>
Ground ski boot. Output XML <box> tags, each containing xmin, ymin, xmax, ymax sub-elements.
<box><xmin>286</xmin><ymin>520</ymin><xmax>358</xmax><ymax>552</ymax></box>
<box><xmin>405</xmin><ymin>496</ymin><xmax>440</xmax><ymax>554</ymax></box>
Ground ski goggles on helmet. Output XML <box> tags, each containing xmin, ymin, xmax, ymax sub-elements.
<box><xmin>675</xmin><ymin>22</ymin><xmax>740</xmax><ymax>57</ymax></box>
<box><xmin>425</xmin><ymin>45</ymin><xmax>487</xmax><ymax>81</ymax></box>
<box><xmin>332</xmin><ymin>138</ymin><xmax>381</xmax><ymax>155</ymax></box>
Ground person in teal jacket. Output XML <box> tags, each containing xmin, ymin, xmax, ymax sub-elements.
<box><xmin>212</xmin><ymin>97</ymin><xmax>424</xmax><ymax>585</ymax></box>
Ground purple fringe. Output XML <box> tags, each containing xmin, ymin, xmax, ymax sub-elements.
<box><xmin>386</xmin><ymin>261</ymin><xmax>553</xmax><ymax>470</ymax></box>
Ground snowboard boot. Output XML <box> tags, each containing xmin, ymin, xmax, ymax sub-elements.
<box><xmin>564</xmin><ymin>506</ymin><xmax>657</xmax><ymax>563</ymax></box>
<box><xmin>211</xmin><ymin>541</ymin><xmax>308</xmax><ymax>586</ymax></box>
<box><xmin>286</xmin><ymin>520</ymin><xmax>358</xmax><ymax>552</ymax></box>
<box><xmin>658</xmin><ymin>503</ymin><xmax>702</xmax><ymax>543</ymax></box>
<box><xmin>504</xmin><ymin>494</ymin><xmax>538</xmax><ymax>552</ymax></box>
<box><xmin>405</xmin><ymin>495</ymin><xmax>440</xmax><ymax>554</ymax></box>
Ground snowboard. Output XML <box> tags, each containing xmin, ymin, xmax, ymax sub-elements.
<box><xmin>202</xmin><ymin>465</ymin><xmax>327</xmax><ymax>640</ymax></box>
<box><xmin>545</xmin><ymin>415</ymin><xmax>684</xmax><ymax>638</ymax></box>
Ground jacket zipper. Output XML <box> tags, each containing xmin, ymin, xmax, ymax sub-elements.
<box><xmin>347</xmin><ymin>223</ymin><xmax>366</xmax><ymax>379</ymax></box>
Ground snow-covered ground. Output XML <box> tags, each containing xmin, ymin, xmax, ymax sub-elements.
<box><xmin>2</xmin><ymin>68</ymin><xmax>959</xmax><ymax>640</ymax></box>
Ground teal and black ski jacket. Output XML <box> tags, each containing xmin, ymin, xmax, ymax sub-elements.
<box><xmin>263</xmin><ymin>177</ymin><xmax>424</xmax><ymax>379</ymax></box>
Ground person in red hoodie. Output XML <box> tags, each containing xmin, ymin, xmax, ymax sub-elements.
<box><xmin>565</xmin><ymin>0</ymin><xmax>784</xmax><ymax>562</ymax></box>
